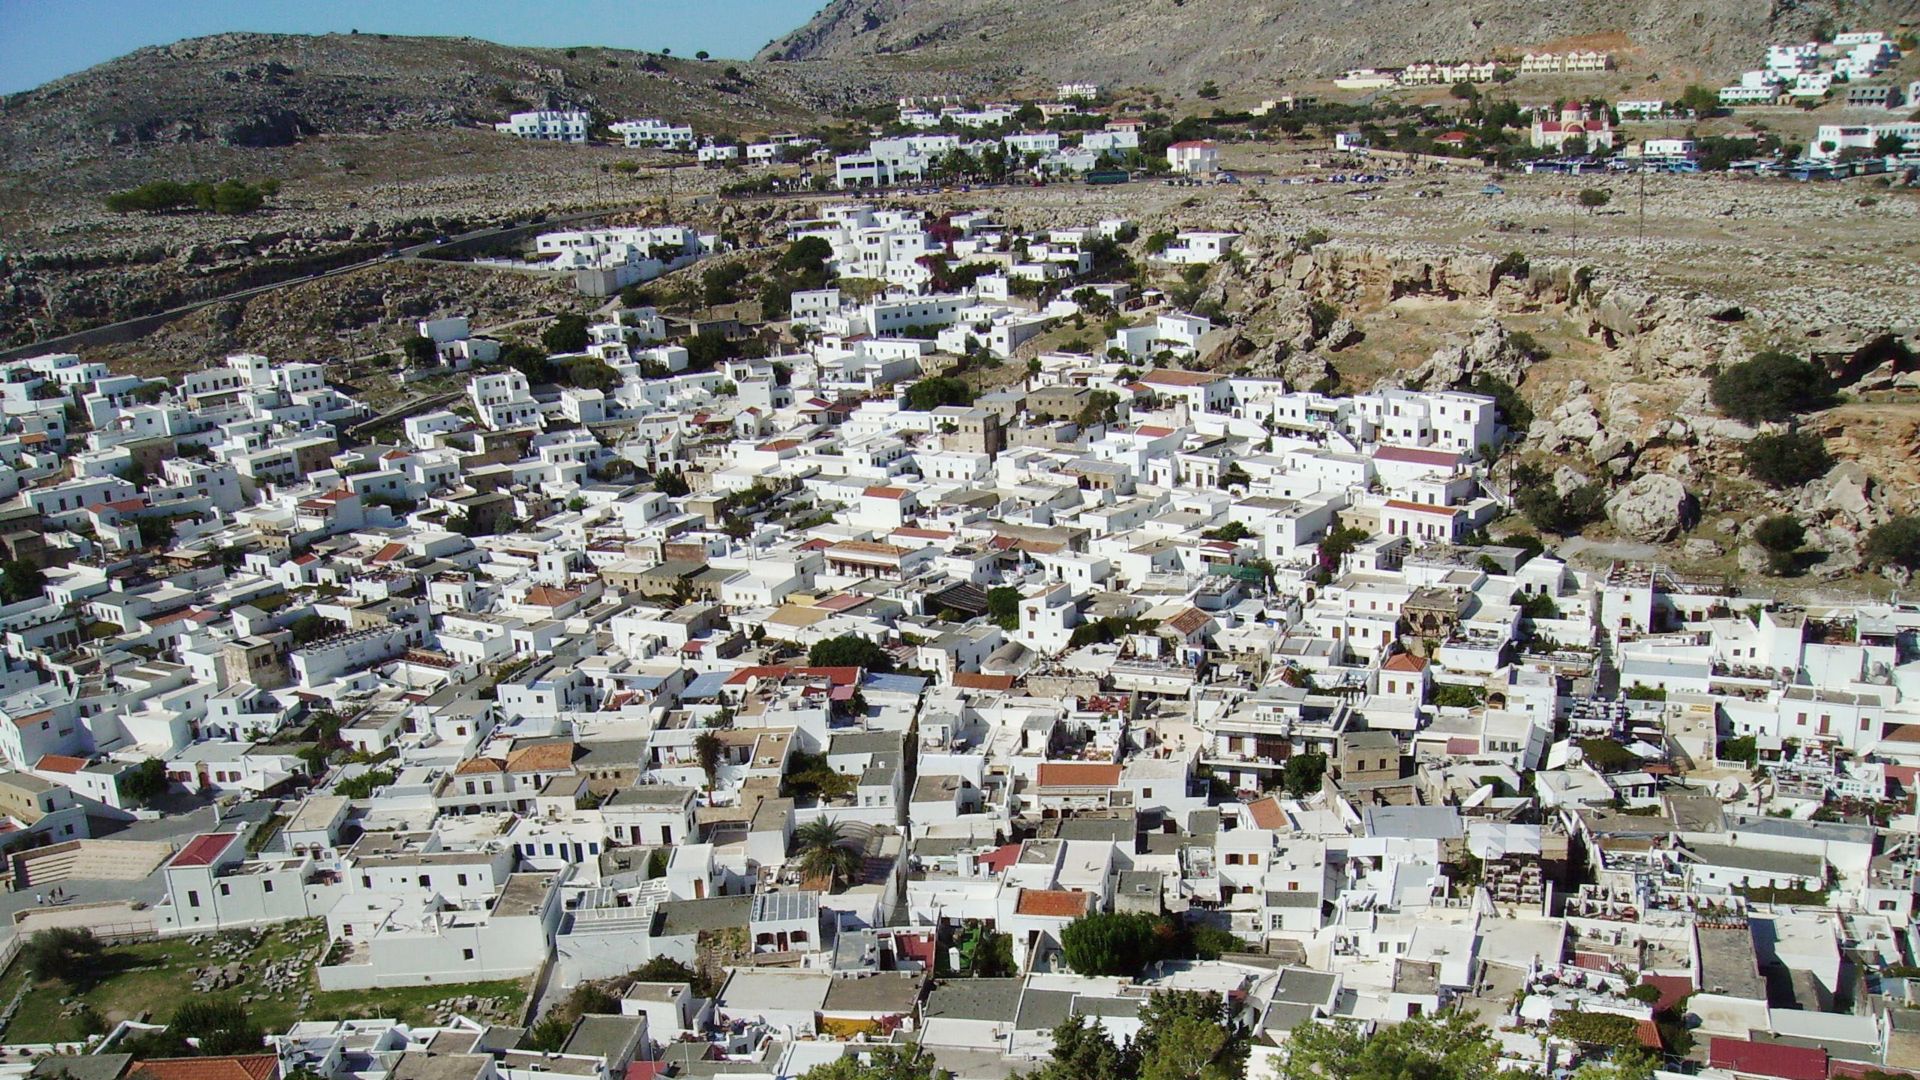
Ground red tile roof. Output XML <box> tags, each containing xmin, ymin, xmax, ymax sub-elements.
<box><xmin>1373</xmin><ymin>446</ymin><xmax>1461</xmax><ymax>467</ymax></box>
<box><xmin>863</xmin><ymin>486</ymin><xmax>908</xmax><ymax>499</ymax></box>
<box><xmin>952</xmin><ymin>673</ymin><xmax>1015</xmax><ymax>691</ymax></box>
<box><xmin>523</xmin><ymin>585</ymin><xmax>583</xmax><ymax>608</ymax></box>
<box><xmin>170</xmin><ymin>832</ymin><xmax>241</xmax><ymax>868</ymax></box>
<box><xmin>1385</xmin><ymin>499</ymin><xmax>1461</xmax><ymax>517</ymax></box>
<box><xmin>130</xmin><ymin>1056</ymin><xmax>279</xmax><ymax>1080</ymax></box>
<box><xmin>1035</xmin><ymin>762</ymin><xmax>1123</xmax><ymax>788</ymax></box>
<box><xmin>35</xmin><ymin>754</ymin><xmax>88</xmax><ymax>774</ymax></box>
<box><xmin>975</xmin><ymin>843</ymin><xmax>1022</xmax><ymax>873</ymax></box>
<box><xmin>1709</xmin><ymin>1038</ymin><xmax>1827</xmax><ymax>1080</ymax></box>
<box><xmin>371</xmin><ymin>542</ymin><xmax>407</xmax><ymax>563</ymax></box>
<box><xmin>1382</xmin><ymin>653</ymin><xmax>1430</xmax><ymax>673</ymax></box>
<box><xmin>1246</xmin><ymin>795</ymin><xmax>1287</xmax><ymax>830</ymax></box>
<box><xmin>1638</xmin><ymin>974</ymin><xmax>1693</xmax><ymax>1015</ymax></box>
<box><xmin>1141</xmin><ymin>369</ymin><xmax>1223</xmax><ymax>387</ymax></box>
<box><xmin>1015</xmin><ymin>888</ymin><xmax>1093</xmax><ymax>918</ymax></box>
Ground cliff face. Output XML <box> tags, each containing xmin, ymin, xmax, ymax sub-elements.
<box><xmin>760</xmin><ymin>0</ymin><xmax>1914</xmax><ymax>87</ymax></box>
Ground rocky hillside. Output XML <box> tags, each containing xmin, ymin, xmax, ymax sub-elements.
<box><xmin>0</xmin><ymin>32</ymin><xmax>987</xmax><ymax>185</ymax></box>
<box><xmin>761</xmin><ymin>0</ymin><xmax>1915</xmax><ymax>87</ymax></box>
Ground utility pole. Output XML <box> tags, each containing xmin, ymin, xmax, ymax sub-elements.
<box><xmin>1637</xmin><ymin>169</ymin><xmax>1647</xmax><ymax>241</ymax></box>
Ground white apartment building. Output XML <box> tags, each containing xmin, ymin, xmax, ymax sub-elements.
<box><xmin>495</xmin><ymin>111</ymin><xmax>590</xmax><ymax>143</ymax></box>
<box><xmin>610</xmin><ymin>118</ymin><xmax>696</xmax><ymax>149</ymax></box>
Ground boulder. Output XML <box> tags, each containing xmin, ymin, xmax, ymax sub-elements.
<box><xmin>1552</xmin><ymin>466</ymin><xmax>1591</xmax><ymax>497</ymax></box>
<box><xmin>1683</xmin><ymin>538</ymin><xmax>1724</xmax><ymax>560</ymax></box>
<box><xmin>1606</xmin><ymin>474</ymin><xmax>1692</xmax><ymax>542</ymax></box>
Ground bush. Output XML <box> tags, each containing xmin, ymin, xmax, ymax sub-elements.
<box><xmin>1864</xmin><ymin>517</ymin><xmax>1920</xmax><ymax>572</ymax></box>
<box><xmin>542</xmin><ymin>313</ymin><xmax>591</xmax><ymax>355</ymax></box>
<box><xmin>902</xmin><ymin>377</ymin><xmax>974</xmax><ymax>411</ymax></box>
<box><xmin>1434</xmin><ymin>684</ymin><xmax>1484</xmax><ymax>709</ymax></box>
<box><xmin>1711</xmin><ymin>350</ymin><xmax>1834</xmax><ymax>424</ymax></box>
<box><xmin>1743</xmin><ymin>430</ymin><xmax>1832</xmax><ymax>488</ymax></box>
<box><xmin>1753</xmin><ymin>514</ymin><xmax>1806</xmax><ymax>575</ymax></box>
<box><xmin>335</xmin><ymin>768</ymin><xmax>396</xmax><ymax>799</ymax></box>
<box><xmin>807</xmin><ymin>635</ymin><xmax>894</xmax><ymax>673</ymax></box>
<box><xmin>1061</xmin><ymin>912</ymin><xmax>1166</xmax><ymax>976</ymax></box>
<box><xmin>986</xmin><ymin>586</ymin><xmax>1021</xmax><ymax>630</ymax></box>
<box><xmin>104</xmin><ymin>178</ymin><xmax>274</xmax><ymax>215</ymax></box>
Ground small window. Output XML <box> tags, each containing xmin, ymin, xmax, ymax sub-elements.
<box><xmin>219</xmin><ymin>883</ymin><xmax>231</xmax><ymax>896</ymax></box>
<box><xmin>458</xmin><ymin>873</ymin><xmax>469</xmax><ymax>886</ymax></box>
<box><xmin>188</xmin><ymin>890</ymin><xmax>201</xmax><ymax>908</ymax></box>
<box><xmin>463</xmin><ymin>948</ymin><xmax>476</xmax><ymax>961</ymax></box>
<box><xmin>418</xmin><ymin>874</ymin><xmax>430</xmax><ymax>887</ymax></box>
<box><xmin>263</xmin><ymin>881</ymin><xmax>274</xmax><ymax>894</ymax></box>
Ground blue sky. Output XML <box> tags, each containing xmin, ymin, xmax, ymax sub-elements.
<box><xmin>0</xmin><ymin>0</ymin><xmax>826</xmax><ymax>94</ymax></box>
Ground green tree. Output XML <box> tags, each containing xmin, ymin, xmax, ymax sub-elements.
<box><xmin>1060</xmin><ymin>911</ymin><xmax>1165</xmax><ymax>976</ymax></box>
<box><xmin>21</xmin><ymin>927</ymin><xmax>108</xmax><ymax>990</ymax></box>
<box><xmin>542</xmin><ymin>313</ymin><xmax>591</xmax><ymax>354</ymax></box>
<box><xmin>289</xmin><ymin>613</ymin><xmax>342</xmax><ymax>645</ymax></box>
<box><xmin>335</xmin><ymin>768</ymin><xmax>396</xmax><ymax>799</ymax></box>
<box><xmin>903</xmin><ymin>377</ymin><xmax>975</xmax><ymax>411</ymax></box>
<box><xmin>1279</xmin><ymin>752</ymin><xmax>1328</xmax><ymax>798</ymax></box>
<box><xmin>1316</xmin><ymin>525</ymin><xmax>1370</xmax><ymax>572</ymax></box>
<box><xmin>986</xmin><ymin>586</ymin><xmax>1021</xmax><ymax>630</ymax></box>
<box><xmin>1743</xmin><ymin>430</ymin><xmax>1832</xmax><ymax>487</ymax></box>
<box><xmin>170</xmin><ymin>998</ymin><xmax>265</xmax><ymax>1055</ymax></box>
<box><xmin>799</xmin><ymin>1047</ymin><xmax>950</xmax><ymax>1080</ymax></box>
<box><xmin>808</xmin><ymin>634</ymin><xmax>894</xmax><ymax>672</ymax></box>
<box><xmin>0</xmin><ymin>559</ymin><xmax>46</xmax><ymax>603</ymax></box>
<box><xmin>1710</xmin><ymin>350</ymin><xmax>1834</xmax><ymax>424</ymax></box>
<box><xmin>694</xmin><ymin>730</ymin><xmax>724</xmax><ymax>790</ymax></box>
<box><xmin>1026</xmin><ymin>1014</ymin><xmax>1135</xmax><ymax>1080</ymax></box>
<box><xmin>118</xmin><ymin>757</ymin><xmax>170</xmax><ymax>806</ymax></box>
<box><xmin>525</xmin><ymin>1013</ymin><xmax>573</xmax><ymax>1051</ymax></box>
<box><xmin>1578</xmin><ymin>188</ymin><xmax>1611</xmax><ymax>211</ymax></box>
<box><xmin>794</xmin><ymin>818</ymin><xmax>863</xmax><ymax>887</ymax></box>
<box><xmin>1275</xmin><ymin>1011</ymin><xmax>1498</xmax><ymax>1080</ymax></box>
<box><xmin>1865</xmin><ymin>517</ymin><xmax>1920</xmax><ymax>572</ymax></box>
<box><xmin>402</xmin><ymin>335</ymin><xmax>439</xmax><ymax>367</ymax></box>
<box><xmin>563</xmin><ymin>357</ymin><xmax>621</xmax><ymax>392</ymax></box>
<box><xmin>1753</xmin><ymin>514</ymin><xmax>1806</xmax><ymax>575</ymax></box>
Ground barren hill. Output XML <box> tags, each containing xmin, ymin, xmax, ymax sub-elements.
<box><xmin>0</xmin><ymin>32</ymin><xmax>986</xmax><ymax>186</ymax></box>
<box><xmin>759</xmin><ymin>0</ymin><xmax>1916</xmax><ymax>88</ymax></box>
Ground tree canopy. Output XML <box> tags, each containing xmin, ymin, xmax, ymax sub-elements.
<box><xmin>542</xmin><ymin>313</ymin><xmax>592</xmax><ymax>354</ymax></box>
<box><xmin>1060</xmin><ymin>911</ymin><xmax>1167</xmax><ymax>976</ymax></box>
<box><xmin>808</xmin><ymin>634</ymin><xmax>895</xmax><ymax>672</ymax></box>
<box><xmin>1273</xmin><ymin>1011</ymin><xmax>1499</xmax><ymax>1080</ymax></box>
<box><xmin>1710</xmin><ymin>350</ymin><xmax>1835</xmax><ymax>424</ymax></box>
<box><xmin>1743</xmin><ymin>430</ymin><xmax>1832</xmax><ymax>488</ymax></box>
<box><xmin>903</xmin><ymin>377</ymin><xmax>976</xmax><ymax>411</ymax></box>
<box><xmin>1866</xmin><ymin>517</ymin><xmax>1920</xmax><ymax>572</ymax></box>
<box><xmin>799</xmin><ymin>1047</ymin><xmax>949</xmax><ymax>1080</ymax></box>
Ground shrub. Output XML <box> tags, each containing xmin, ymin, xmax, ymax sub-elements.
<box><xmin>1864</xmin><ymin>517</ymin><xmax>1920</xmax><ymax>571</ymax></box>
<box><xmin>1061</xmin><ymin>912</ymin><xmax>1166</xmax><ymax>975</ymax></box>
<box><xmin>902</xmin><ymin>376</ymin><xmax>974</xmax><ymax>411</ymax></box>
<box><xmin>807</xmin><ymin>635</ymin><xmax>894</xmax><ymax>673</ymax></box>
<box><xmin>542</xmin><ymin>313</ymin><xmax>591</xmax><ymax>354</ymax></box>
<box><xmin>1753</xmin><ymin>515</ymin><xmax>1806</xmax><ymax>575</ymax></box>
<box><xmin>1711</xmin><ymin>350</ymin><xmax>1834</xmax><ymax>424</ymax></box>
<box><xmin>1743</xmin><ymin>430</ymin><xmax>1832</xmax><ymax>487</ymax></box>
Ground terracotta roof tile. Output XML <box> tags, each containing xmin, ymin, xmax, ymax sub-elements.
<box><xmin>130</xmin><ymin>1056</ymin><xmax>279</xmax><ymax>1080</ymax></box>
<box><xmin>1015</xmin><ymin>888</ymin><xmax>1093</xmax><ymax>918</ymax></box>
<box><xmin>1035</xmin><ymin>762</ymin><xmax>1123</xmax><ymax>788</ymax></box>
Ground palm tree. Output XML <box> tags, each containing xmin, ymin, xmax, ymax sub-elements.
<box><xmin>694</xmin><ymin>731</ymin><xmax>723</xmax><ymax>791</ymax></box>
<box><xmin>794</xmin><ymin>819</ymin><xmax>862</xmax><ymax>887</ymax></box>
